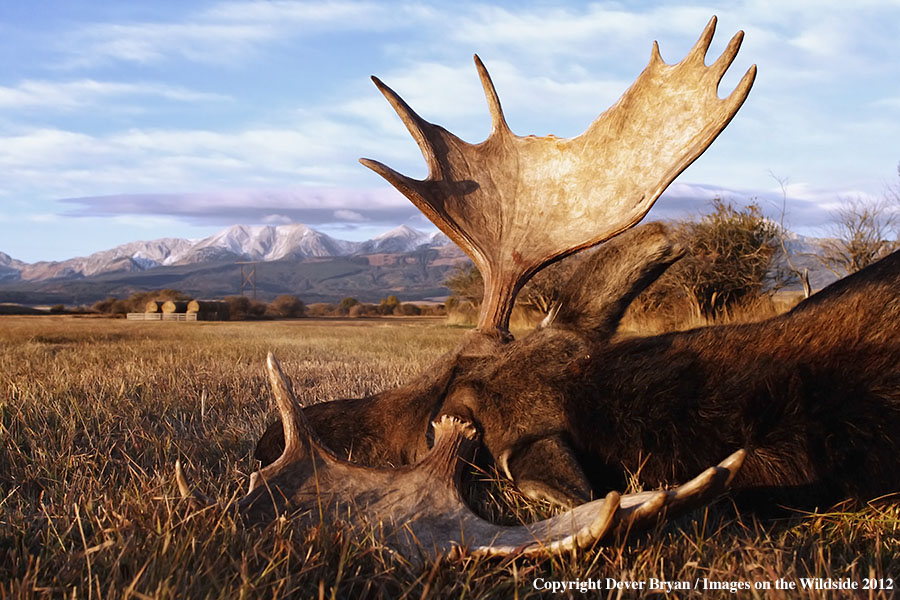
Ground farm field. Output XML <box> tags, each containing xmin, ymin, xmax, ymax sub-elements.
<box><xmin>1</xmin><ymin>316</ymin><xmax>897</xmax><ymax>598</ymax></box>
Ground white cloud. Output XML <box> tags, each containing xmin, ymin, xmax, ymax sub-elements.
<box><xmin>201</xmin><ymin>0</ymin><xmax>390</xmax><ymax>25</ymax></box>
<box><xmin>262</xmin><ymin>213</ymin><xmax>293</xmax><ymax>224</ymax></box>
<box><xmin>62</xmin><ymin>22</ymin><xmax>275</xmax><ymax>67</ymax></box>
<box><xmin>59</xmin><ymin>1</ymin><xmax>415</xmax><ymax>68</ymax></box>
<box><xmin>334</xmin><ymin>209</ymin><xmax>366</xmax><ymax>221</ymax></box>
<box><xmin>0</xmin><ymin>79</ymin><xmax>229</xmax><ymax>111</ymax></box>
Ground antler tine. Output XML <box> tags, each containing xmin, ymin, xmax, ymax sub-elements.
<box><xmin>370</xmin><ymin>76</ymin><xmax>442</xmax><ymax>177</ymax></box>
<box><xmin>685</xmin><ymin>15</ymin><xmax>718</xmax><ymax>64</ymax></box>
<box><xmin>725</xmin><ymin>64</ymin><xmax>757</xmax><ymax>111</ymax></box>
<box><xmin>363</xmin><ymin>16</ymin><xmax>756</xmax><ymax>335</ymax></box>
<box><xmin>711</xmin><ymin>30</ymin><xmax>745</xmax><ymax>81</ymax></box>
<box><xmin>265</xmin><ymin>353</ymin><xmax>338</xmax><ymax>464</ymax></box>
<box><xmin>474</xmin><ymin>54</ymin><xmax>511</xmax><ymax>136</ymax></box>
<box><xmin>649</xmin><ymin>41</ymin><xmax>664</xmax><ymax>66</ymax></box>
<box><xmin>461</xmin><ymin>449</ymin><xmax>745</xmax><ymax>557</ymax></box>
<box><xmin>174</xmin><ymin>459</ymin><xmax>215</xmax><ymax>508</ymax></box>
<box><xmin>616</xmin><ymin>449</ymin><xmax>747</xmax><ymax>532</ymax></box>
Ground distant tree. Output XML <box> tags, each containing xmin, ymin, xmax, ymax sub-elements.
<box><xmin>225</xmin><ymin>295</ymin><xmax>270</xmax><ymax>319</ymax></box>
<box><xmin>49</xmin><ymin>304</ymin><xmax>66</xmax><ymax>314</ymax></box>
<box><xmin>443</xmin><ymin>264</ymin><xmax>483</xmax><ymax>307</ymax></box>
<box><xmin>92</xmin><ymin>297</ymin><xmax>118</xmax><ymax>314</ymax></box>
<box><xmin>248</xmin><ymin>300</ymin><xmax>268</xmax><ymax>318</ymax></box>
<box><xmin>817</xmin><ymin>197</ymin><xmax>897</xmax><ymax>278</ymax></box>
<box><xmin>225</xmin><ymin>295</ymin><xmax>251</xmax><ymax>320</ymax></box>
<box><xmin>337</xmin><ymin>297</ymin><xmax>360</xmax><ymax>315</ymax></box>
<box><xmin>111</xmin><ymin>299</ymin><xmax>129</xmax><ymax>315</ymax></box>
<box><xmin>379</xmin><ymin>295</ymin><xmax>401</xmax><ymax>315</ymax></box>
<box><xmin>306</xmin><ymin>303</ymin><xmax>335</xmax><ymax>317</ymax></box>
<box><xmin>268</xmin><ymin>294</ymin><xmax>305</xmax><ymax>318</ymax></box>
<box><xmin>397</xmin><ymin>303</ymin><xmax>422</xmax><ymax>316</ymax></box>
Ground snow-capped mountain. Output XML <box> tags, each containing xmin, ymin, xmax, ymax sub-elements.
<box><xmin>357</xmin><ymin>225</ymin><xmax>450</xmax><ymax>254</ymax></box>
<box><xmin>2</xmin><ymin>224</ymin><xmax>454</xmax><ymax>282</ymax></box>
<box><xmin>171</xmin><ymin>224</ymin><xmax>361</xmax><ymax>264</ymax></box>
<box><xmin>16</xmin><ymin>238</ymin><xmax>194</xmax><ymax>282</ymax></box>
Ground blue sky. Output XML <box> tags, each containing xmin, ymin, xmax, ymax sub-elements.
<box><xmin>1</xmin><ymin>1</ymin><xmax>899</xmax><ymax>263</ymax></box>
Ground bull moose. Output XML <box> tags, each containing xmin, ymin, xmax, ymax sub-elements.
<box><xmin>177</xmin><ymin>17</ymin><xmax>900</xmax><ymax>559</ymax></box>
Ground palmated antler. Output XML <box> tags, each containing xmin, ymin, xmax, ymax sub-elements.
<box><xmin>362</xmin><ymin>16</ymin><xmax>755</xmax><ymax>334</ymax></box>
<box><xmin>177</xmin><ymin>353</ymin><xmax>745</xmax><ymax>560</ymax></box>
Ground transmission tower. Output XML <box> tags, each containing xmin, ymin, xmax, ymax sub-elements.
<box><xmin>236</xmin><ymin>261</ymin><xmax>259</xmax><ymax>299</ymax></box>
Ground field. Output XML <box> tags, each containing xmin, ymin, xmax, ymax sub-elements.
<box><xmin>1</xmin><ymin>316</ymin><xmax>897</xmax><ymax>598</ymax></box>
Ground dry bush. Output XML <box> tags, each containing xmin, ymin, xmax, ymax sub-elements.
<box><xmin>622</xmin><ymin>200</ymin><xmax>788</xmax><ymax>332</ymax></box>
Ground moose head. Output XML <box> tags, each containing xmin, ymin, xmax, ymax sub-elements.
<box><xmin>176</xmin><ymin>17</ymin><xmax>900</xmax><ymax>560</ymax></box>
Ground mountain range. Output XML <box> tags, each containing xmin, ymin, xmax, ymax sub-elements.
<box><xmin>0</xmin><ymin>223</ymin><xmax>454</xmax><ymax>283</ymax></box>
<box><xmin>0</xmin><ymin>224</ymin><xmax>840</xmax><ymax>307</ymax></box>
<box><xmin>0</xmin><ymin>224</ymin><xmax>465</xmax><ymax>306</ymax></box>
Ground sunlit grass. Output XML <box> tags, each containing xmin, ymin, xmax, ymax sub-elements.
<box><xmin>1</xmin><ymin>316</ymin><xmax>897</xmax><ymax>598</ymax></box>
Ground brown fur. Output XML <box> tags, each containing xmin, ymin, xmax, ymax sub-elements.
<box><xmin>257</xmin><ymin>223</ymin><xmax>900</xmax><ymax>510</ymax></box>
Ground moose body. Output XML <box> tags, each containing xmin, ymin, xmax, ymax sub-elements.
<box><xmin>257</xmin><ymin>224</ymin><xmax>900</xmax><ymax>510</ymax></box>
<box><xmin>450</xmin><ymin>257</ymin><xmax>900</xmax><ymax>508</ymax></box>
<box><xmin>576</xmin><ymin>272</ymin><xmax>900</xmax><ymax>506</ymax></box>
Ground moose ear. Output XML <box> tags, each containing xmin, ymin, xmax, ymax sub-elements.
<box><xmin>543</xmin><ymin>222</ymin><xmax>684</xmax><ymax>339</ymax></box>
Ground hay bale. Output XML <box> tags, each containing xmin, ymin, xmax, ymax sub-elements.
<box><xmin>161</xmin><ymin>300</ymin><xmax>189</xmax><ymax>314</ymax></box>
<box><xmin>145</xmin><ymin>301</ymin><xmax>162</xmax><ymax>313</ymax></box>
<box><xmin>187</xmin><ymin>300</ymin><xmax>230</xmax><ymax>320</ymax></box>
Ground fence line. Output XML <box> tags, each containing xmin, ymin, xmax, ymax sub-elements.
<box><xmin>126</xmin><ymin>312</ymin><xmax>198</xmax><ymax>321</ymax></box>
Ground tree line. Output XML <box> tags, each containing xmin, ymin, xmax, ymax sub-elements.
<box><xmin>90</xmin><ymin>291</ymin><xmax>442</xmax><ymax>320</ymax></box>
<box><xmin>91</xmin><ymin>291</ymin><xmax>305</xmax><ymax>319</ymax></box>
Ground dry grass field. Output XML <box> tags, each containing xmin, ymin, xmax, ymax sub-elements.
<box><xmin>1</xmin><ymin>316</ymin><xmax>897</xmax><ymax>598</ymax></box>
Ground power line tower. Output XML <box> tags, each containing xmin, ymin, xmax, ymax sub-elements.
<box><xmin>236</xmin><ymin>261</ymin><xmax>259</xmax><ymax>299</ymax></box>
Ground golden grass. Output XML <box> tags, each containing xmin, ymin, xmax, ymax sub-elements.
<box><xmin>1</xmin><ymin>316</ymin><xmax>897</xmax><ymax>598</ymax></box>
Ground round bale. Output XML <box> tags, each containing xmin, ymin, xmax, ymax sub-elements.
<box><xmin>161</xmin><ymin>300</ymin><xmax>189</xmax><ymax>313</ymax></box>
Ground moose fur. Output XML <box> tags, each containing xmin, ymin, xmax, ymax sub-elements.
<box><xmin>256</xmin><ymin>222</ymin><xmax>900</xmax><ymax>510</ymax></box>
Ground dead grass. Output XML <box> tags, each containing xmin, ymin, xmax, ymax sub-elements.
<box><xmin>1</xmin><ymin>316</ymin><xmax>897</xmax><ymax>598</ymax></box>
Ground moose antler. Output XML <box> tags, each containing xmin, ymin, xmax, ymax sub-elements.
<box><xmin>361</xmin><ymin>16</ymin><xmax>755</xmax><ymax>334</ymax></box>
<box><xmin>177</xmin><ymin>353</ymin><xmax>745</xmax><ymax>561</ymax></box>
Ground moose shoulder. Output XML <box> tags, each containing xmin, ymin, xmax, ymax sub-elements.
<box><xmin>257</xmin><ymin>223</ymin><xmax>900</xmax><ymax>510</ymax></box>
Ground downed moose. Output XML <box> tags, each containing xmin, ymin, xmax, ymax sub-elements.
<box><xmin>178</xmin><ymin>17</ymin><xmax>900</xmax><ymax>559</ymax></box>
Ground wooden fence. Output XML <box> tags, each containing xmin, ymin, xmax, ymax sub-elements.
<box><xmin>126</xmin><ymin>312</ymin><xmax>198</xmax><ymax>321</ymax></box>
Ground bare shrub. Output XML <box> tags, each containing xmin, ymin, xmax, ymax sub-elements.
<box><xmin>817</xmin><ymin>197</ymin><xmax>897</xmax><ymax>278</ymax></box>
